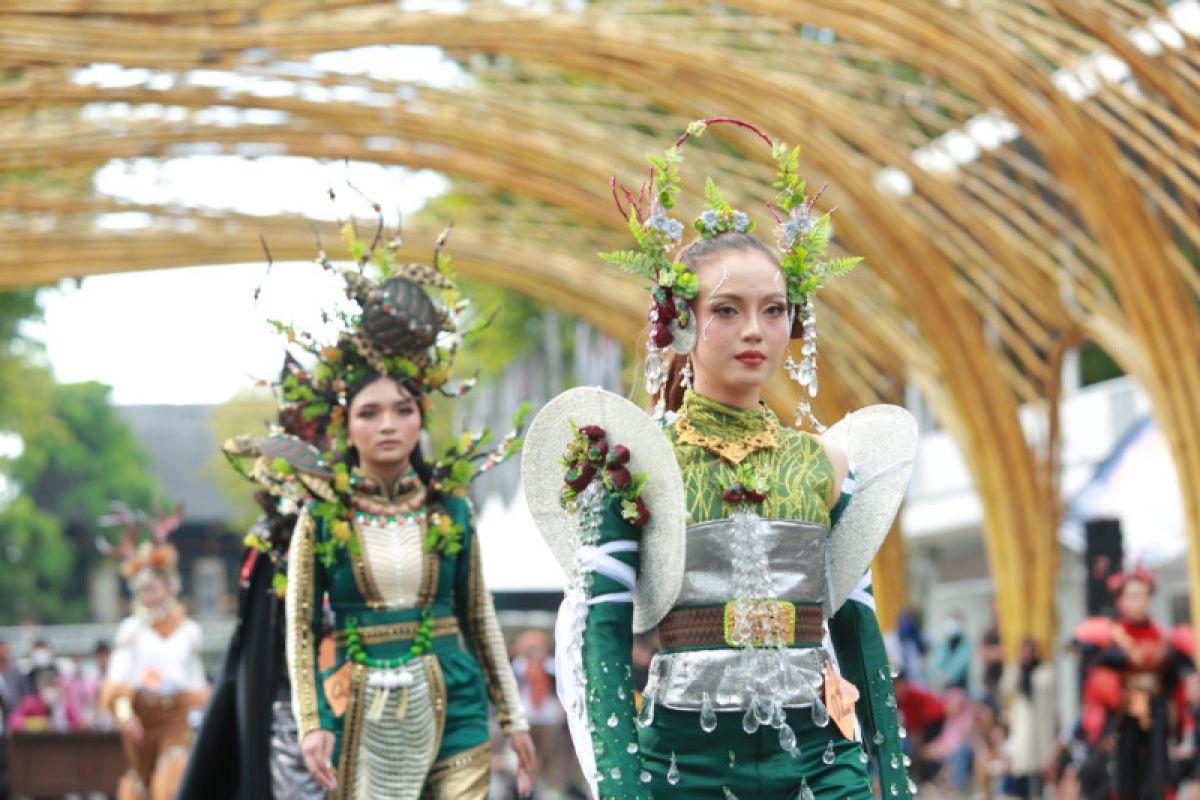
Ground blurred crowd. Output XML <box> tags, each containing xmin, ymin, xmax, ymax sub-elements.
<box><xmin>7</xmin><ymin>602</ymin><xmax>1200</xmax><ymax>799</ymax></box>
<box><xmin>0</xmin><ymin>638</ymin><xmax>115</xmax><ymax>736</ymax></box>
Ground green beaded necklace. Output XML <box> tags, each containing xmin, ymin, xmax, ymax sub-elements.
<box><xmin>343</xmin><ymin>607</ymin><xmax>435</xmax><ymax>669</ymax></box>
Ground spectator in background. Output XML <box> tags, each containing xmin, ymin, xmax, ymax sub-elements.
<box><xmin>896</xmin><ymin>607</ymin><xmax>930</xmax><ymax>686</ymax></box>
<box><xmin>10</xmin><ymin>665</ymin><xmax>80</xmax><ymax>732</ymax></box>
<box><xmin>0</xmin><ymin>640</ymin><xmax>29</xmax><ymax>719</ymax></box>
<box><xmin>1000</xmin><ymin>637</ymin><xmax>1057</xmax><ymax>799</ymax></box>
<box><xmin>923</xmin><ymin>686</ymin><xmax>975</xmax><ymax>794</ymax></box>
<box><xmin>894</xmin><ymin>671</ymin><xmax>947</xmax><ymax>783</ymax></box>
<box><xmin>979</xmin><ymin>601</ymin><xmax>1005</xmax><ymax>707</ymax></box>
<box><xmin>931</xmin><ymin>612</ymin><xmax>971</xmax><ymax>692</ymax></box>
<box><xmin>511</xmin><ymin>629</ymin><xmax>571</xmax><ymax>797</ymax></box>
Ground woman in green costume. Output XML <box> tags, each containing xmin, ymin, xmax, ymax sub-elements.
<box><xmin>523</xmin><ymin>119</ymin><xmax>918</xmax><ymax>799</ymax></box>
<box><xmin>229</xmin><ymin>224</ymin><xmax>537</xmax><ymax>800</ymax></box>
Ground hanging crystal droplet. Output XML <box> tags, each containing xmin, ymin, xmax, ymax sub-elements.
<box><xmin>884</xmin><ymin>693</ymin><xmax>897</xmax><ymax>709</ymax></box>
<box><xmin>753</xmin><ymin>696</ymin><xmax>772</xmax><ymax>725</ymax></box>
<box><xmin>859</xmin><ymin>748</ymin><xmax>870</xmax><ymax>764</ymax></box>
<box><xmin>722</xmin><ymin>789</ymin><xmax>739</xmax><ymax>800</ymax></box>
<box><xmin>667</xmin><ymin>753</ymin><xmax>680</xmax><ymax>786</ymax></box>
<box><xmin>799</xmin><ymin>778</ymin><xmax>816</xmax><ymax>800</ymax></box>
<box><xmin>716</xmin><ymin>667</ymin><xmax>736</xmax><ymax>705</ymax></box>
<box><xmin>878</xmin><ymin>666</ymin><xmax>890</xmax><ymax>681</ymax></box>
<box><xmin>908</xmin><ymin>778</ymin><xmax>919</xmax><ymax>795</ymax></box>
<box><xmin>778</xmin><ymin>722</ymin><xmax>797</xmax><ymax>755</ymax></box>
<box><xmin>742</xmin><ymin>704</ymin><xmax>760</xmax><ymax>734</ymax></box>
<box><xmin>890</xmin><ymin>753</ymin><xmax>900</xmax><ymax>769</ymax></box>
<box><xmin>873</xmin><ymin>731</ymin><xmax>886</xmax><ymax>746</ymax></box>
<box><xmin>607</xmin><ymin>713</ymin><xmax>619</xmax><ymax>728</ymax></box>
<box><xmin>811</xmin><ymin>696</ymin><xmax>830</xmax><ymax>728</ymax></box>
<box><xmin>626</xmin><ymin>742</ymin><xmax>639</xmax><ymax>755</ymax></box>
<box><xmin>643</xmin><ymin>352</ymin><xmax>666</xmax><ymax>395</ymax></box>
<box><xmin>903</xmin><ymin>754</ymin><xmax>912</xmax><ymax>767</ymax></box>
<box><xmin>822</xmin><ymin>739</ymin><xmax>836</xmax><ymax>765</ymax></box>
<box><xmin>639</xmin><ymin>770</ymin><xmax>652</xmax><ymax>784</ymax></box>
<box><xmin>889</xmin><ymin>783</ymin><xmax>899</xmax><ymax>796</ymax></box>
<box><xmin>610</xmin><ymin>767</ymin><xmax>622</xmax><ymax>780</ymax></box>
<box><xmin>700</xmin><ymin>692</ymin><xmax>718</xmax><ymax>733</ymax></box>
<box><xmin>637</xmin><ymin>695</ymin><xmax>655</xmax><ymax>728</ymax></box>
<box><xmin>807</xmin><ymin>372</ymin><xmax>819</xmax><ymax>397</ymax></box>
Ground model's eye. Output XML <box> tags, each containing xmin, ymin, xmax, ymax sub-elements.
<box><xmin>712</xmin><ymin>305</ymin><xmax>737</xmax><ymax>318</ymax></box>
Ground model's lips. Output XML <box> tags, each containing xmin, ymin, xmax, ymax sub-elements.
<box><xmin>377</xmin><ymin>440</ymin><xmax>402</xmax><ymax>449</ymax></box>
<box><xmin>735</xmin><ymin>350</ymin><xmax>766</xmax><ymax>366</ymax></box>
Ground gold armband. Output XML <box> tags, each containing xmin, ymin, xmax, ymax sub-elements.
<box><xmin>113</xmin><ymin>696</ymin><xmax>134</xmax><ymax>724</ymax></box>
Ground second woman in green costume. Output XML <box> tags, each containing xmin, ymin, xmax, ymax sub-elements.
<box><xmin>524</xmin><ymin>118</ymin><xmax>918</xmax><ymax>799</ymax></box>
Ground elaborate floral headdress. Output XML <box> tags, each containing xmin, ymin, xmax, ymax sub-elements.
<box><xmin>97</xmin><ymin>502</ymin><xmax>185</xmax><ymax>589</ymax></box>
<box><xmin>268</xmin><ymin>219</ymin><xmax>487</xmax><ymax>455</ymax></box>
<box><xmin>225</xmin><ymin>208</ymin><xmax>529</xmax><ymax>570</ymax></box>
<box><xmin>601</xmin><ymin>118</ymin><xmax>861</xmax><ymax>429</ymax></box>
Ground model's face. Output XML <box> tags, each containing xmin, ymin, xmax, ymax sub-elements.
<box><xmin>347</xmin><ymin>377</ymin><xmax>422</xmax><ymax>476</ymax></box>
<box><xmin>136</xmin><ymin>574</ymin><xmax>168</xmax><ymax>610</ymax></box>
<box><xmin>689</xmin><ymin>249</ymin><xmax>789</xmax><ymax>408</ymax></box>
<box><xmin>1116</xmin><ymin>578</ymin><xmax>1152</xmax><ymax>623</ymax></box>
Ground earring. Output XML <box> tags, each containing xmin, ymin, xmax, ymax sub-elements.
<box><xmin>784</xmin><ymin>298</ymin><xmax>825</xmax><ymax>432</ymax></box>
<box><xmin>680</xmin><ymin>358</ymin><xmax>693</xmax><ymax>388</ymax></box>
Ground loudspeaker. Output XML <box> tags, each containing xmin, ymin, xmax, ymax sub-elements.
<box><xmin>1084</xmin><ymin>517</ymin><xmax>1123</xmax><ymax>617</ymax></box>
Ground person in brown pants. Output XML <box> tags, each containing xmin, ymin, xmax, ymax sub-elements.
<box><xmin>98</xmin><ymin>505</ymin><xmax>209</xmax><ymax>800</ymax></box>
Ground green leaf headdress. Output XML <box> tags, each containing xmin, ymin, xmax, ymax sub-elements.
<box><xmin>267</xmin><ymin>212</ymin><xmax>485</xmax><ymax>455</ymax></box>
<box><xmin>601</xmin><ymin>117</ymin><xmax>862</xmax><ymax>429</ymax></box>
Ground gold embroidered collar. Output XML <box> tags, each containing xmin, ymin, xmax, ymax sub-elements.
<box><xmin>672</xmin><ymin>390</ymin><xmax>780</xmax><ymax>465</ymax></box>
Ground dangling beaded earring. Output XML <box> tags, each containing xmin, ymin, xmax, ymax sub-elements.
<box><xmin>784</xmin><ymin>297</ymin><xmax>825</xmax><ymax>432</ymax></box>
<box><xmin>679</xmin><ymin>357</ymin><xmax>694</xmax><ymax>389</ymax></box>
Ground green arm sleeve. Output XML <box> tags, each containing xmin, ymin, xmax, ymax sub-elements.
<box><xmin>828</xmin><ymin>580</ymin><xmax>913</xmax><ymax>799</ymax></box>
<box><xmin>580</xmin><ymin>492</ymin><xmax>650</xmax><ymax>800</ymax></box>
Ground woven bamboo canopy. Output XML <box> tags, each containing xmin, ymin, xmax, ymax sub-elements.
<box><xmin>3</xmin><ymin>1</ymin><xmax>1199</xmax><ymax>655</ymax></box>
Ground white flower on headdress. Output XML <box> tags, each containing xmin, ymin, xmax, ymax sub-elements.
<box><xmin>644</xmin><ymin>212</ymin><xmax>684</xmax><ymax>245</ymax></box>
<box><xmin>699</xmin><ymin>210</ymin><xmax>720</xmax><ymax>229</ymax></box>
<box><xmin>779</xmin><ymin>212</ymin><xmax>815</xmax><ymax>249</ymax></box>
<box><xmin>731</xmin><ymin>211</ymin><xmax>751</xmax><ymax>232</ymax></box>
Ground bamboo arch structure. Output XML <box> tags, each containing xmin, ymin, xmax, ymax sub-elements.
<box><xmin>3</xmin><ymin>1</ymin><xmax>1200</xmax><ymax>654</ymax></box>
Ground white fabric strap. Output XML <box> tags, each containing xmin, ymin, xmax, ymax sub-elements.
<box><xmin>848</xmin><ymin>570</ymin><xmax>876</xmax><ymax>611</ymax></box>
<box><xmin>581</xmin><ymin>541</ymin><xmax>639</xmax><ymax>591</ymax></box>
<box><xmin>587</xmin><ymin>591</ymin><xmax>633</xmax><ymax>605</ymax></box>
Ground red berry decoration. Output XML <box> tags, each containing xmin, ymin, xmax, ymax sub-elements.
<box><xmin>630</xmin><ymin>498</ymin><xmax>650</xmax><ymax>527</ymax></box>
<box><xmin>651</xmin><ymin>323</ymin><xmax>673</xmax><ymax>348</ymax></box>
<box><xmin>607</xmin><ymin>466</ymin><xmax>632</xmax><ymax>490</ymax></box>
<box><xmin>608</xmin><ymin>444</ymin><xmax>631</xmax><ymax>465</ymax></box>
<box><xmin>565</xmin><ymin>464</ymin><xmax>597</xmax><ymax>491</ymax></box>
<box><xmin>579</xmin><ymin>425</ymin><xmax>607</xmax><ymax>440</ymax></box>
<box><xmin>586</xmin><ymin>439</ymin><xmax>609</xmax><ymax>462</ymax></box>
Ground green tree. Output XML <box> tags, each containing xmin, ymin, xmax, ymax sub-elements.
<box><xmin>0</xmin><ymin>381</ymin><xmax>160</xmax><ymax>624</ymax></box>
<box><xmin>205</xmin><ymin>387</ymin><xmax>277</xmax><ymax>532</ymax></box>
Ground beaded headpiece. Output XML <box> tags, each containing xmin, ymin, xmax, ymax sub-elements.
<box><xmin>601</xmin><ymin>118</ymin><xmax>861</xmax><ymax>428</ymax></box>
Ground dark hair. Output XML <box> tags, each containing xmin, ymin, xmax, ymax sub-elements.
<box><xmin>343</xmin><ymin>373</ymin><xmax>437</xmax><ymax>500</ymax></box>
<box><xmin>660</xmin><ymin>232</ymin><xmax>781</xmax><ymax>413</ymax></box>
